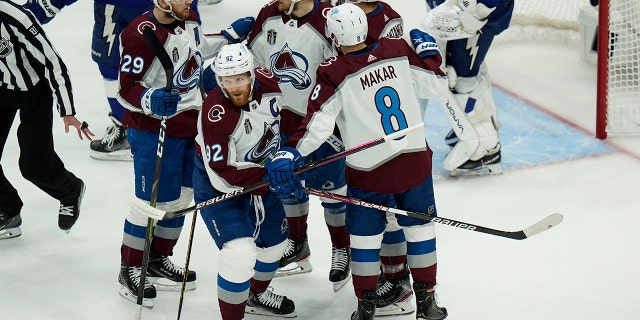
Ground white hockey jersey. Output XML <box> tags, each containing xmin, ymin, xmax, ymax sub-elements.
<box><xmin>195</xmin><ymin>68</ymin><xmax>283</xmax><ymax>194</ymax></box>
<box><xmin>287</xmin><ymin>37</ymin><xmax>448</xmax><ymax>194</ymax></box>
<box><xmin>247</xmin><ymin>1</ymin><xmax>336</xmax><ymax>136</ymax></box>
<box><xmin>117</xmin><ymin>11</ymin><xmax>227</xmax><ymax>137</ymax></box>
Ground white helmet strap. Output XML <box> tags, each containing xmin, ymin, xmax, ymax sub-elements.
<box><xmin>153</xmin><ymin>0</ymin><xmax>182</xmax><ymax>21</ymax></box>
<box><xmin>286</xmin><ymin>0</ymin><xmax>303</xmax><ymax>16</ymax></box>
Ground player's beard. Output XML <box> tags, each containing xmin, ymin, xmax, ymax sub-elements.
<box><xmin>226</xmin><ymin>86</ymin><xmax>252</xmax><ymax>107</ymax></box>
<box><xmin>174</xmin><ymin>6</ymin><xmax>190</xmax><ymax>20</ymax></box>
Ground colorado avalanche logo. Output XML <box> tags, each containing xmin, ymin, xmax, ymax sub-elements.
<box><xmin>173</xmin><ymin>48</ymin><xmax>202</xmax><ymax>94</ymax></box>
<box><xmin>269</xmin><ymin>43</ymin><xmax>312</xmax><ymax>90</ymax></box>
<box><xmin>136</xmin><ymin>21</ymin><xmax>156</xmax><ymax>34</ymax></box>
<box><xmin>245</xmin><ymin>121</ymin><xmax>280</xmax><ymax>163</ymax></box>
<box><xmin>208</xmin><ymin>105</ymin><xmax>225</xmax><ymax>122</ymax></box>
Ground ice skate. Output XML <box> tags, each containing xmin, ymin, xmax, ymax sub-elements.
<box><xmin>118</xmin><ymin>263</ymin><xmax>156</xmax><ymax>308</ymax></box>
<box><xmin>351</xmin><ymin>291</ymin><xmax>376</xmax><ymax>320</ymax></box>
<box><xmin>89</xmin><ymin>113</ymin><xmax>132</xmax><ymax>161</ymax></box>
<box><xmin>413</xmin><ymin>282</ymin><xmax>447</xmax><ymax>320</ymax></box>
<box><xmin>0</xmin><ymin>211</ymin><xmax>22</xmax><ymax>240</ymax></box>
<box><xmin>245</xmin><ymin>287</ymin><xmax>296</xmax><ymax>318</ymax></box>
<box><xmin>375</xmin><ymin>270</ymin><xmax>414</xmax><ymax>317</ymax></box>
<box><xmin>329</xmin><ymin>246</ymin><xmax>351</xmax><ymax>292</ymax></box>
<box><xmin>147</xmin><ymin>253</ymin><xmax>196</xmax><ymax>292</ymax></box>
<box><xmin>275</xmin><ymin>235</ymin><xmax>312</xmax><ymax>277</ymax></box>
<box><xmin>448</xmin><ymin>144</ymin><xmax>502</xmax><ymax>177</ymax></box>
<box><xmin>58</xmin><ymin>180</ymin><xmax>85</xmax><ymax>233</ymax></box>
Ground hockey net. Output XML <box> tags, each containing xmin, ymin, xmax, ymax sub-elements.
<box><xmin>497</xmin><ymin>0</ymin><xmax>640</xmax><ymax>138</ymax></box>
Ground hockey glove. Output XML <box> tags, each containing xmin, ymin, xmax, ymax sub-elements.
<box><xmin>23</xmin><ymin>0</ymin><xmax>77</xmax><ymax>24</ymax></box>
<box><xmin>140</xmin><ymin>88</ymin><xmax>181</xmax><ymax>117</ymax></box>
<box><xmin>409</xmin><ymin>29</ymin><xmax>442</xmax><ymax>66</ymax></box>
<box><xmin>202</xmin><ymin>65</ymin><xmax>218</xmax><ymax>93</ymax></box>
<box><xmin>222</xmin><ymin>17</ymin><xmax>255</xmax><ymax>43</ymax></box>
<box><xmin>266</xmin><ymin>147</ymin><xmax>305</xmax><ymax>199</ymax></box>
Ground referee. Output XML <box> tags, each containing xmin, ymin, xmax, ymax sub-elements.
<box><xmin>0</xmin><ymin>0</ymin><xmax>94</xmax><ymax>239</ymax></box>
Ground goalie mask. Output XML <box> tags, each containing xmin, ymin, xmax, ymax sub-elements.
<box><xmin>214</xmin><ymin>43</ymin><xmax>255</xmax><ymax>101</ymax></box>
<box><xmin>325</xmin><ymin>3</ymin><xmax>368</xmax><ymax>48</ymax></box>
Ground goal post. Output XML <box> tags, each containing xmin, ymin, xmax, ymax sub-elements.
<box><xmin>596</xmin><ymin>0</ymin><xmax>640</xmax><ymax>139</ymax></box>
<box><xmin>495</xmin><ymin>0</ymin><xmax>640</xmax><ymax>139</ymax></box>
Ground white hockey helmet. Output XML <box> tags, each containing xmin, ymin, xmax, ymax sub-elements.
<box><xmin>325</xmin><ymin>3</ymin><xmax>368</xmax><ymax>47</ymax></box>
<box><xmin>214</xmin><ymin>43</ymin><xmax>255</xmax><ymax>94</ymax></box>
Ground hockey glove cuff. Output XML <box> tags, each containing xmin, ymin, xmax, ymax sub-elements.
<box><xmin>222</xmin><ymin>17</ymin><xmax>255</xmax><ymax>43</ymax></box>
<box><xmin>140</xmin><ymin>88</ymin><xmax>181</xmax><ymax>117</ymax></box>
<box><xmin>409</xmin><ymin>29</ymin><xmax>442</xmax><ymax>66</ymax></box>
<box><xmin>267</xmin><ymin>147</ymin><xmax>305</xmax><ymax>199</ymax></box>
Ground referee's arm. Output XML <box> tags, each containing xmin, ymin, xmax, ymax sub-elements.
<box><xmin>0</xmin><ymin>1</ymin><xmax>75</xmax><ymax>117</ymax></box>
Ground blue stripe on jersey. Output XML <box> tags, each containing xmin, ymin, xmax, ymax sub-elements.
<box><xmin>123</xmin><ymin>220</ymin><xmax>147</xmax><ymax>238</ymax></box>
<box><xmin>406</xmin><ymin>238</ymin><xmax>436</xmax><ymax>256</ymax></box>
<box><xmin>217</xmin><ymin>275</ymin><xmax>251</xmax><ymax>293</ymax></box>
<box><xmin>254</xmin><ymin>260</ymin><xmax>279</xmax><ymax>273</ymax></box>
<box><xmin>382</xmin><ymin>229</ymin><xmax>406</xmax><ymax>245</ymax></box>
<box><xmin>351</xmin><ymin>247</ymin><xmax>381</xmax><ymax>263</ymax></box>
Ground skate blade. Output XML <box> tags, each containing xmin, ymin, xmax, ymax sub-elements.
<box><xmin>0</xmin><ymin>227</ymin><xmax>22</xmax><ymax>240</ymax></box>
<box><xmin>332</xmin><ymin>273</ymin><xmax>351</xmax><ymax>292</ymax></box>
<box><xmin>275</xmin><ymin>259</ymin><xmax>312</xmax><ymax>277</ymax></box>
<box><xmin>375</xmin><ymin>300</ymin><xmax>415</xmax><ymax>317</ymax></box>
<box><xmin>118</xmin><ymin>287</ymin><xmax>154</xmax><ymax>308</ymax></box>
<box><xmin>89</xmin><ymin>150</ymin><xmax>133</xmax><ymax>161</ymax></box>
<box><xmin>449</xmin><ymin>163</ymin><xmax>502</xmax><ymax>177</ymax></box>
<box><xmin>148</xmin><ymin>277</ymin><xmax>196</xmax><ymax>292</ymax></box>
<box><xmin>245</xmin><ymin>307</ymin><xmax>297</xmax><ymax>318</ymax></box>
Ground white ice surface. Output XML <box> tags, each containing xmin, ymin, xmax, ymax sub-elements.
<box><xmin>1</xmin><ymin>1</ymin><xmax>639</xmax><ymax>319</ymax></box>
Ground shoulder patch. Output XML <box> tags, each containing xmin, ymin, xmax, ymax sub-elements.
<box><xmin>137</xmin><ymin>21</ymin><xmax>156</xmax><ymax>35</ymax></box>
<box><xmin>207</xmin><ymin>104</ymin><xmax>226</xmax><ymax>123</ymax></box>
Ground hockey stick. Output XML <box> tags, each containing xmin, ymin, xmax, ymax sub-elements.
<box><xmin>130</xmin><ymin>123</ymin><xmax>425</xmax><ymax>221</ymax></box>
<box><xmin>134</xmin><ymin>25</ymin><xmax>174</xmax><ymax>320</ymax></box>
<box><xmin>176</xmin><ymin>209</ymin><xmax>197</xmax><ymax>320</ymax></box>
<box><xmin>304</xmin><ymin>188</ymin><xmax>563</xmax><ymax>240</ymax></box>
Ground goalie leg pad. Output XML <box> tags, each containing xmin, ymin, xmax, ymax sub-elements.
<box><xmin>444</xmin><ymin>66</ymin><xmax>500</xmax><ymax>170</ymax></box>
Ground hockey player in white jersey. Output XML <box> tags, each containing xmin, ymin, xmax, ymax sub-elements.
<box><xmin>416</xmin><ymin>0</ymin><xmax>514</xmax><ymax>176</ymax></box>
<box><xmin>267</xmin><ymin>3</ymin><xmax>448</xmax><ymax>319</ymax></box>
<box><xmin>116</xmin><ymin>0</ymin><xmax>250</xmax><ymax>307</ymax></box>
<box><xmin>341</xmin><ymin>0</ymin><xmax>415</xmax><ymax>316</ymax></box>
<box><xmin>193</xmin><ymin>43</ymin><xmax>295</xmax><ymax>319</ymax></box>
<box><xmin>246</xmin><ymin>0</ymin><xmax>352</xmax><ymax>292</ymax></box>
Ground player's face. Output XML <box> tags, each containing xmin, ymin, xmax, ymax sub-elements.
<box><xmin>169</xmin><ymin>0</ymin><xmax>192</xmax><ymax>20</ymax></box>
<box><xmin>220</xmin><ymin>73</ymin><xmax>253</xmax><ymax>106</ymax></box>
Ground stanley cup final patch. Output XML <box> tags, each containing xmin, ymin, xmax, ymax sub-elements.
<box><xmin>267</xmin><ymin>29</ymin><xmax>277</xmax><ymax>45</ymax></box>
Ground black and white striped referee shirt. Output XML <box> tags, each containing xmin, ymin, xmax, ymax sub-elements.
<box><xmin>0</xmin><ymin>0</ymin><xmax>75</xmax><ymax>117</ymax></box>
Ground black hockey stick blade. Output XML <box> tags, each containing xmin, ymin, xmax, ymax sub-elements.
<box><xmin>142</xmin><ymin>26</ymin><xmax>173</xmax><ymax>92</ymax></box>
<box><xmin>304</xmin><ymin>188</ymin><xmax>564</xmax><ymax>240</ymax></box>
